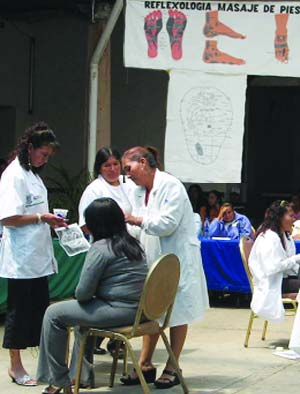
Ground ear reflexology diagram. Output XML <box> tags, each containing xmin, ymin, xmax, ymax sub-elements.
<box><xmin>144</xmin><ymin>10</ymin><xmax>163</xmax><ymax>58</ymax></box>
<box><xmin>144</xmin><ymin>10</ymin><xmax>187</xmax><ymax>60</ymax></box>
<box><xmin>202</xmin><ymin>11</ymin><xmax>246</xmax><ymax>65</ymax></box>
<box><xmin>274</xmin><ymin>13</ymin><xmax>289</xmax><ymax>63</ymax></box>
<box><xmin>180</xmin><ymin>87</ymin><xmax>233</xmax><ymax>165</ymax></box>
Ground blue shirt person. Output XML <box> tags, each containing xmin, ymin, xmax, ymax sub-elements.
<box><xmin>208</xmin><ymin>203</ymin><xmax>253</xmax><ymax>240</ymax></box>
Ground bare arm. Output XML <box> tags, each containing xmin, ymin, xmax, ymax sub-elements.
<box><xmin>2</xmin><ymin>213</ymin><xmax>67</xmax><ymax>228</ymax></box>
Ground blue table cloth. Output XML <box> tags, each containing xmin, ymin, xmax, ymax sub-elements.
<box><xmin>200</xmin><ymin>239</ymin><xmax>300</xmax><ymax>294</ymax></box>
<box><xmin>200</xmin><ymin>238</ymin><xmax>300</xmax><ymax>293</ymax></box>
<box><xmin>201</xmin><ymin>238</ymin><xmax>251</xmax><ymax>293</ymax></box>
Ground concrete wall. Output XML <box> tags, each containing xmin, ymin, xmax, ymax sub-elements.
<box><xmin>0</xmin><ymin>16</ymin><xmax>89</xmax><ymax>175</ymax></box>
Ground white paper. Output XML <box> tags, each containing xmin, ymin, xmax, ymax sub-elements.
<box><xmin>125</xmin><ymin>0</ymin><xmax>300</xmax><ymax>77</ymax></box>
<box><xmin>165</xmin><ymin>70</ymin><xmax>247</xmax><ymax>182</ymax></box>
<box><xmin>55</xmin><ymin>223</ymin><xmax>90</xmax><ymax>257</ymax></box>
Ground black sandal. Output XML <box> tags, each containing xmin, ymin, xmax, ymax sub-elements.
<box><xmin>120</xmin><ymin>367</ymin><xmax>157</xmax><ymax>385</ymax></box>
<box><xmin>154</xmin><ymin>369</ymin><xmax>180</xmax><ymax>389</ymax></box>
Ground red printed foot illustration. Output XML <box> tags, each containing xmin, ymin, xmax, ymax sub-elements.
<box><xmin>166</xmin><ymin>10</ymin><xmax>187</xmax><ymax>60</ymax></box>
<box><xmin>203</xmin><ymin>40</ymin><xmax>245</xmax><ymax>65</ymax></box>
<box><xmin>274</xmin><ymin>14</ymin><xmax>289</xmax><ymax>63</ymax></box>
<box><xmin>144</xmin><ymin>10</ymin><xmax>163</xmax><ymax>58</ymax></box>
<box><xmin>203</xmin><ymin>11</ymin><xmax>246</xmax><ymax>39</ymax></box>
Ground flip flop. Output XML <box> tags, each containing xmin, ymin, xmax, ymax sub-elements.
<box><xmin>10</xmin><ymin>374</ymin><xmax>37</xmax><ymax>386</ymax></box>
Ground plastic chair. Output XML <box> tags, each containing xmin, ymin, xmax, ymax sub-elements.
<box><xmin>239</xmin><ymin>236</ymin><xmax>298</xmax><ymax>348</ymax></box>
<box><xmin>73</xmin><ymin>253</ymin><xmax>189</xmax><ymax>394</ymax></box>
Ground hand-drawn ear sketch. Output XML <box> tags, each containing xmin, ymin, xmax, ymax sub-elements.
<box><xmin>180</xmin><ymin>86</ymin><xmax>233</xmax><ymax>165</ymax></box>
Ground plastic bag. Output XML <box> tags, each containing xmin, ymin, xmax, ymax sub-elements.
<box><xmin>55</xmin><ymin>223</ymin><xmax>90</xmax><ymax>256</ymax></box>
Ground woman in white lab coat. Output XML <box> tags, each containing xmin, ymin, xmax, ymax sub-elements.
<box><xmin>0</xmin><ymin>123</ymin><xmax>66</xmax><ymax>386</ymax></box>
<box><xmin>121</xmin><ymin>146</ymin><xmax>209</xmax><ymax>389</ymax></box>
<box><xmin>249</xmin><ymin>200</ymin><xmax>300</xmax><ymax>323</ymax></box>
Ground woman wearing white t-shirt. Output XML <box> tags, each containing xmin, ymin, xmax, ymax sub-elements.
<box><xmin>78</xmin><ymin>147</ymin><xmax>135</xmax><ymax>234</ymax></box>
<box><xmin>0</xmin><ymin>123</ymin><xmax>67</xmax><ymax>386</ymax></box>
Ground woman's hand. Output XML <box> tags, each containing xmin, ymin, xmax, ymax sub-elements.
<box><xmin>41</xmin><ymin>213</ymin><xmax>68</xmax><ymax>228</ymax></box>
<box><xmin>124</xmin><ymin>213</ymin><xmax>143</xmax><ymax>227</ymax></box>
<box><xmin>217</xmin><ymin>206</ymin><xmax>226</xmax><ymax>221</ymax></box>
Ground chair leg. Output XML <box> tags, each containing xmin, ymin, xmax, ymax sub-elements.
<box><xmin>74</xmin><ymin>331</ymin><xmax>89</xmax><ymax>394</ymax></box>
<box><xmin>244</xmin><ymin>310</ymin><xmax>255</xmax><ymax>348</ymax></box>
<box><xmin>122</xmin><ymin>344</ymin><xmax>128</xmax><ymax>377</ymax></box>
<box><xmin>65</xmin><ymin>328</ymin><xmax>71</xmax><ymax>364</ymax></box>
<box><xmin>109</xmin><ymin>339</ymin><xmax>121</xmax><ymax>387</ymax></box>
<box><xmin>125</xmin><ymin>339</ymin><xmax>150</xmax><ymax>394</ymax></box>
<box><xmin>160</xmin><ymin>331</ymin><xmax>189</xmax><ymax>394</ymax></box>
<box><xmin>261</xmin><ymin>320</ymin><xmax>268</xmax><ymax>341</ymax></box>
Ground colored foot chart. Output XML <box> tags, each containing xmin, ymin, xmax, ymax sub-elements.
<box><xmin>274</xmin><ymin>14</ymin><xmax>289</xmax><ymax>63</ymax></box>
<box><xmin>203</xmin><ymin>11</ymin><xmax>246</xmax><ymax>39</ymax></box>
<box><xmin>202</xmin><ymin>11</ymin><xmax>246</xmax><ymax>65</ymax></box>
<box><xmin>180</xmin><ymin>87</ymin><xmax>233</xmax><ymax>165</ymax></box>
<box><xmin>166</xmin><ymin>10</ymin><xmax>187</xmax><ymax>60</ymax></box>
<box><xmin>203</xmin><ymin>40</ymin><xmax>245</xmax><ymax>65</ymax></box>
<box><xmin>144</xmin><ymin>10</ymin><xmax>163</xmax><ymax>58</ymax></box>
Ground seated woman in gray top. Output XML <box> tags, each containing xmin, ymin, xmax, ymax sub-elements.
<box><xmin>37</xmin><ymin>197</ymin><xmax>147</xmax><ymax>394</ymax></box>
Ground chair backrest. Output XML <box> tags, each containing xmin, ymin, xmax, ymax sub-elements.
<box><xmin>132</xmin><ymin>253</ymin><xmax>180</xmax><ymax>333</ymax></box>
<box><xmin>239</xmin><ymin>236</ymin><xmax>254</xmax><ymax>292</ymax></box>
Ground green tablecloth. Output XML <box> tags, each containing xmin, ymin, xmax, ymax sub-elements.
<box><xmin>0</xmin><ymin>239</ymin><xmax>86</xmax><ymax>315</ymax></box>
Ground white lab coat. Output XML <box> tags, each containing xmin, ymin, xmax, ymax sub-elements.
<box><xmin>249</xmin><ymin>229</ymin><xmax>299</xmax><ymax>322</ymax></box>
<box><xmin>78</xmin><ymin>175</ymin><xmax>135</xmax><ymax>227</ymax></box>
<box><xmin>0</xmin><ymin>158</ymin><xmax>57</xmax><ymax>279</ymax></box>
<box><xmin>289</xmin><ymin>295</ymin><xmax>300</xmax><ymax>354</ymax></box>
<box><xmin>130</xmin><ymin>169</ymin><xmax>209</xmax><ymax>327</ymax></box>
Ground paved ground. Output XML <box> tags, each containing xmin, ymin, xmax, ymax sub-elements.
<box><xmin>1</xmin><ymin>303</ymin><xmax>300</xmax><ymax>393</ymax></box>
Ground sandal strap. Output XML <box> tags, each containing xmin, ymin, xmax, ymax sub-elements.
<box><xmin>162</xmin><ymin>368</ymin><xmax>179</xmax><ymax>377</ymax></box>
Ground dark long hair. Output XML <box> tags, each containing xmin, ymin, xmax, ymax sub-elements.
<box><xmin>8</xmin><ymin>121</ymin><xmax>59</xmax><ymax>173</ymax></box>
<box><xmin>256</xmin><ymin>200</ymin><xmax>292</xmax><ymax>249</ymax></box>
<box><xmin>122</xmin><ymin>146</ymin><xmax>162</xmax><ymax>170</ymax></box>
<box><xmin>187</xmin><ymin>184</ymin><xmax>206</xmax><ymax>213</ymax></box>
<box><xmin>203</xmin><ymin>190</ymin><xmax>222</xmax><ymax>216</ymax></box>
<box><xmin>93</xmin><ymin>147</ymin><xmax>121</xmax><ymax>179</ymax></box>
<box><xmin>84</xmin><ymin>197</ymin><xmax>145</xmax><ymax>261</ymax></box>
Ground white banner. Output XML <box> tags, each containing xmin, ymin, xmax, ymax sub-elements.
<box><xmin>125</xmin><ymin>0</ymin><xmax>300</xmax><ymax>76</ymax></box>
<box><xmin>165</xmin><ymin>71</ymin><xmax>247</xmax><ymax>182</ymax></box>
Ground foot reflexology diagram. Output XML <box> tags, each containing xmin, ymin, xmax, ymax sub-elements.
<box><xmin>202</xmin><ymin>11</ymin><xmax>246</xmax><ymax>65</ymax></box>
<box><xmin>144</xmin><ymin>9</ymin><xmax>187</xmax><ymax>59</ymax></box>
<box><xmin>125</xmin><ymin>1</ymin><xmax>300</xmax><ymax>74</ymax></box>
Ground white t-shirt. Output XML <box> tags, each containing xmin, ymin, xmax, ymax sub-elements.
<box><xmin>0</xmin><ymin>158</ymin><xmax>57</xmax><ymax>279</ymax></box>
<box><xmin>78</xmin><ymin>175</ymin><xmax>135</xmax><ymax>227</ymax></box>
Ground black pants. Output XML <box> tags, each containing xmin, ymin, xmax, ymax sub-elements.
<box><xmin>3</xmin><ymin>277</ymin><xmax>49</xmax><ymax>349</ymax></box>
<box><xmin>282</xmin><ymin>276</ymin><xmax>300</xmax><ymax>294</ymax></box>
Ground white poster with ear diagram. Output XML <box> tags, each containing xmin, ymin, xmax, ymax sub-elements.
<box><xmin>165</xmin><ymin>70</ymin><xmax>247</xmax><ymax>183</ymax></box>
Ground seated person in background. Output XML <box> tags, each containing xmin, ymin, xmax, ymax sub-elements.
<box><xmin>36</xmin><ymin>198</ymin><xmax>147</xmax><ymax>394</ymax></box>
<box><xmin>229</xmin><ymin>191</ymin><xmax>246</xmax><ymax>214</ymax></box>
<box><xmin>187</xmin><ymin>184</ymin><xmax>206</xmax><ymax>214</ymax></box>
<box><xmin>208</xmin><ymin>202</ymin><xmax>252</xmax><ymax>239</ymax></box>
<box><xmin>291</xmin><ymin>193</ymin><xmax>300</xmax><ymax>221</ymax></box>
<box><xmin>187</xmin><ymin>184</ymin><xmax>205</xmax><ymax>237</ymax></box>
<box><xmin>249</xmin><ymin>200</ymin><xmax>300</xmax><ymax>322</ymax></box>
<box><xmin>200</xmin><ymin>190</ymin><xmax>222</xmax><ymax>235</ymax></box>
